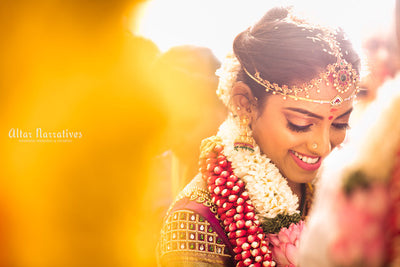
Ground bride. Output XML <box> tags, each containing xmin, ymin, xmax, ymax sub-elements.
<box><xmin>157</xmin><ymin>6</ymin><xmax>360</xmax><ymax>267</ymax></box>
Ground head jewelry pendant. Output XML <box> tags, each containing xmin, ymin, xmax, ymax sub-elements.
<box><xmin>242</xmin><ymin>23</ymin><xmax>360</xmax><ymax>106</ymax></box>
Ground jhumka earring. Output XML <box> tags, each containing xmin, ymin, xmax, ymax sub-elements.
<box><xmin>234</xmin><ymin>115</ymin><xmax>255</xmax><ymax>152</ymax></box>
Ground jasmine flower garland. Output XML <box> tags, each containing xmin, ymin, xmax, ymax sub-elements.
<box><xmin>217</xmin><ymin>116</ymin><xmax>300</xmax><ymax>220</ymax></box>
<box><xmin>199</xmin><ymin>115</ymin><xmax>306</xmax><ymax>266</ymax></box>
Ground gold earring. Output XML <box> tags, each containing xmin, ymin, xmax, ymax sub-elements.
<box><xmin>234</xmin><ymin>115</ymin><xmax>255</xmax><ymax>152</ymax></box>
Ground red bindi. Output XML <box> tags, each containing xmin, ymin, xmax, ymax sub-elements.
<box><xmin>329</xmin><ymin>108</ymin><xmax>338</xmax><ymax>120</ymax></box>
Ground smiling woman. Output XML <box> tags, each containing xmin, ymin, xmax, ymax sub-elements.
<box><xmin>156</xmin><ymin>6</ymin><xmax>360</xmax><ymax>267</ymax></box>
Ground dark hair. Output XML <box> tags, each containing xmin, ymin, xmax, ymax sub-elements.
<box><xmin>233</xmin><ymin>7</ymin><xmax>361</xmax><ymax>109</ymax></box>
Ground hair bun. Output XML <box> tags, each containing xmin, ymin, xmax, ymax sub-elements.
<box><xmin>259</xmin><ymin>6</ymin><xmax>289</xmax><ymax>22</ymax></box>
<box><xmin>248</xmin><ymin>6</ymin><xmax>290</xmax><ymax>37</ymax></box>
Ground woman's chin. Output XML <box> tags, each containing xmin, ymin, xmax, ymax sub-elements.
<box><xmin>286</xmin><ymin>173</ymin><xmax>316</xmax><ymax>184</ymax></box>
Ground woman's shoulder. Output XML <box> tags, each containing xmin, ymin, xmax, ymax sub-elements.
<box><xmin>157</xmin><ymin>174</ymin><xmax>234</xmax><ymax>266</ymax></box>
<box><xmin>158</xmin><ymin>209</ymin><xmax>233</xmax><ymax>266</ymax></box>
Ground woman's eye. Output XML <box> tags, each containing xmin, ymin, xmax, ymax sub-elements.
<box><xmin>332</xmin><ymin>123</ymin><xmax>350</xmax><ymax>130</ymax></box>
<box><xmin>286</xmin><ymin>120</ymin><xmax>312</xmax><ymax>132</ymax></box>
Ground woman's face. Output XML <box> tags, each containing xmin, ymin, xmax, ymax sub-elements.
<box><xmin>251</xmin><ymin>84</ymin><xmax>354</xmax><ymax>183</ymax></box>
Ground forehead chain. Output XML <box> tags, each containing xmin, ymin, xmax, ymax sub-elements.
<box><xmin>243</xmin><ymin>17</ymin><xmax>360</xmax><ymax>106</ymax></box>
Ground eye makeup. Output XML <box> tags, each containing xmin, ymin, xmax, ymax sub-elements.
<box><xmin>331</xmin><ymin>122</ymin><xmax>350</xmax><ymax>130</ymax></box>
<box><xmin>284</xmin><ymin>111</ymin><xmax>314</xmax><ymax>133</ymax></box>
<box><xmin>286</xmin><ymin>120</ymin><xmax>312</xmax><ymax>133</ymax></box>
<box><xmin>283</xmin><ymin>106</ymin><xmax>353</xmax><ymax>134</ymax></box>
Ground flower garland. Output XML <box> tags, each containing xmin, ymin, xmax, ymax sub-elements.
<box><xmin>328</xmin><ymin>150</ymin><xmax>400</xmax><ymax>267</ymax></box>
<box><xmin>218</xmin><ymin>117</ymin><xmax>300</xmax><ymax>220</ymax></box>
<box><xmin>199</xmin><ymin>117</ymin><xmax>305</xmax><ymax>266</ymax></box>
<box><xmin>388</xmin><ymin>149</ymin><xmax>400</xmax><ymax>266</ymax></box>
<box><xmin>215</xmin><ymin>51</ymin><xmax>240</xmax><ymax>109</ymax></box>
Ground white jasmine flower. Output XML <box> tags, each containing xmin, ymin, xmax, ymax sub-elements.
<box><xmin>217</xmin><ymin>116</ymin><xmax>299</xmax><ymax>219</ymax></box>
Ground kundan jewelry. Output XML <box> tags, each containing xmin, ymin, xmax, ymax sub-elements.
<box><xmin>216</xmin><ymin>18</ymin><xmax>360</xmax><ymax>110</ymax></box>
<box><xmin>242</xmin><ymin>14</ymin><xmax>360</xmax><ymax>107</ymax></box>
<box><xmin>234</xmin><ymin>115</ymin><xmax>255</xmax><ymax>152</ymax></box>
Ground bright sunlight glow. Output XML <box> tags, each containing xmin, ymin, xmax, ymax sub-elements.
<box><xmin>134</xmin><ymin>0</ymin><xmax>396</xmax><ymax>62</ymax></box>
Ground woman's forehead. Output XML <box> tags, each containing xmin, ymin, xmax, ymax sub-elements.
<box><xmin>265</xmin><ymin>93</ymin><xmax>354</xmax><ymax>117</ymax></box>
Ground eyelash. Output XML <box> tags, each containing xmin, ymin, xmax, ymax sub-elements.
<box><xmin>286</xmin><ymin>121</ymin><xmax>312</xmax><ymax>132</ymax></box>
<box><xmin>332</xmin><ymin>123</ymin><xmax>350</xmax><ymax>130</ymax></box>
<box><xmin>286</xmin><ymin>121</ymin><xmax>350</xmax><ymax>133</ymax></box>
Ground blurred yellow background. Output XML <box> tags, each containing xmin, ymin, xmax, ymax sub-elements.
<box><xmin>2</xmin><ymin>1</ymin><xmax>395</xmax><ymax>266</ymax></box>
<box><xmin>0</xmin><ymin>0</ymin><xmax>169</xmax><ymax>266</ymax></box>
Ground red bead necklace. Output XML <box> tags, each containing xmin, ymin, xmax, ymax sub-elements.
<box><xmin>200</xmin><ymin>143</ymin><xmax>275</xmax><ymax>267</ymax></box>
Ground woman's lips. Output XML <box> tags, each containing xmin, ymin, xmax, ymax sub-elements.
<box><xmin>289</xmin><ymin>150</ymin><xmax>322</xmax><ymax>171</ymax></box>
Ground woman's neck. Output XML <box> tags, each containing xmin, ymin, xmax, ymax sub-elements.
<box><xmin>287</xmin><ymin>180</ymin><xmax>303</xmax><ymax>209</ymax></box>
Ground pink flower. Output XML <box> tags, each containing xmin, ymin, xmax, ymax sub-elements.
<box><xmin>267</xmin><ymin>220</ymin><xmax>305</xmax><ymax>267</ymax></box>
<box><xmin>330</xmin><ymin>185</ymin><xmax>390</xmax><ymax>267</ymax></box>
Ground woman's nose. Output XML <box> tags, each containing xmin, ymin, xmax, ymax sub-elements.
<box><xmin>308</xmin><ymin>128</ymin><xmax>332</xmax><ymax>157</ymax></box>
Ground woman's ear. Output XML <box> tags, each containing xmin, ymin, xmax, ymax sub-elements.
<box><xmin>231</xmin><ymin>81</ymin><xmax>258</xmax><ymax>119</ymax></box>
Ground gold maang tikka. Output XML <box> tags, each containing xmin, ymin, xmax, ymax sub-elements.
<box><xmin>243</xmin><ymin>24</ymin><xmax>360</xmax><ymax>106</ymax></box>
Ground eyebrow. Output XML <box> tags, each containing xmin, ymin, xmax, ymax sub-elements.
<box><xmin>284</xmin><ymin>107</ymin><xmax>353</xmax><ymax>120</ymax></box>
<box><xmin>336</xmin><ymin>107</ymin><xmax>353</xmax><ymax>119</ymax></box>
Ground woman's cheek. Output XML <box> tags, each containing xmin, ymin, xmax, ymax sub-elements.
<box><xmin>331</xmin><ymin>130</ymin><xmax>346</xmax><ymax>148</ymax></box>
